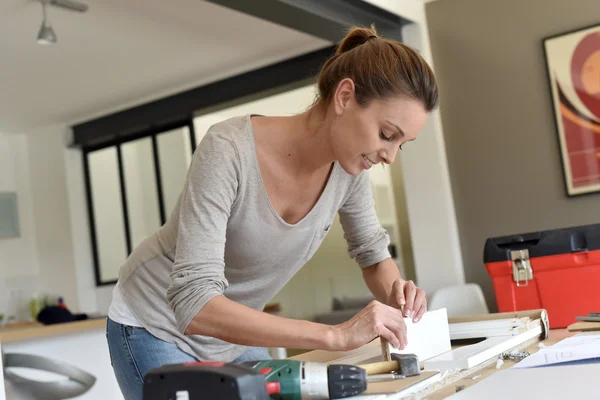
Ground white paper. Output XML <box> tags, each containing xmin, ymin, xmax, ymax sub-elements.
<box><xmin>512</xmin><ymin>333</ymin><xmax>600</xmax><ymax>369</ymax></box>
<box><xmin>388</xmin><ymin>308</ymin><xmax>451</xmax><ymax>362</ymax></box>
<box><xmin>448</xmin><ymin>362</ymin><xmax>600</xmax><ymax>399</ymax></box>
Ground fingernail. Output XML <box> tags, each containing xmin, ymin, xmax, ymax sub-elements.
<box><xmin>414</xmin><ymin>317</ymin><xmax>420</xmax><ymax>322</ymax></box>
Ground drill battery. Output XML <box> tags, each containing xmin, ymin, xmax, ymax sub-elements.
<box><xmin>143</xmin><ymin>361</ymin><xmax>271</xmax><ymax>400</ymax></box>
<box><xmin>142</xmin><ymin>359</ymin><xmax>367</xmax><ymax>400</ymax></box>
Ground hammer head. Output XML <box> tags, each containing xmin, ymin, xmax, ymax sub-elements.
<box><xmin>390</xmin><ymin>353</ymin><xmax>420</xmax><ymax>377</ymax></box>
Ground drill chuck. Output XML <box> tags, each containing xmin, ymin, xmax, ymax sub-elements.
<box><xmin>326</xmin><ymin>363</ymin><xmax>367</xmax><ymax>399</ymax></box>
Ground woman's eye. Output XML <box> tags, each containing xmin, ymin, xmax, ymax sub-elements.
<box><xmin>379</xmin><ymin>131</ymin><xmax>392</xmax><ymax>142</ymax></box>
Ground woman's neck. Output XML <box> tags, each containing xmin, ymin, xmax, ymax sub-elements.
<box><xmin>252</xmin><ymin>104</ymin><xmax>336</xmax><ymax>176</ymax></box>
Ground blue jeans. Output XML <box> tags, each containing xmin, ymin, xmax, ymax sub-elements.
<box><xmin>106</xmin><ymin>317</ymin><xmax>272</xmax><ymax>400</ymax></box>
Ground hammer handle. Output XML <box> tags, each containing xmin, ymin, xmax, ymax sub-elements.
<box><xmin>357</xmin><ymin>360</ymin><xmax>398</xmax><ymax>375</ymax></box>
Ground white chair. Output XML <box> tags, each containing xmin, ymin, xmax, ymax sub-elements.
<box><xmin>3</xmin><ymin>352</ymin><xmax>96</xmax><ymax>400</ymax></box>
<box><xmin>428</xmin><ymin>283</ymin><xmax>489</xmax><ymax>318</ymax></box>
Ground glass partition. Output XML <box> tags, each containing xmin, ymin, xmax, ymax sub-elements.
<box><xmin>121</xmin><ymin>137</ymin><xmax>161</xmax><ymax>249</ymax></box>
<box><xmin>157</xmin><ymin>126</ymin><xmax>192</xmax><ymax>220</ymax></box>
<box><xmin>88</xmin><ymin>147</ymin><xmax>128</xmax><ymax>283</ymax></box>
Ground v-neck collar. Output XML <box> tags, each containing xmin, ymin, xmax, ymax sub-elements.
<box><xmin>246</xmin><ymin>114</ymin><xmax>338</xmax><ymax>228</ymax></box>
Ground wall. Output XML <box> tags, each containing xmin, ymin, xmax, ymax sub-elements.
<box><xmin>364</xmin><ymin>0</ymin><xmax>466</xmax><ymax>293</ymax></box>
<box><xmin>0</xmin><ymin>133</ymin><xmax>40</xmax><ymax>320</ymax></box>
<box><xmin>65</xmin><ymin>146</ymin><xmax>99</xmax><ymax>314</ymax></box>
<box><xmin>27</xmin><ymin>126</ymin><xmax>80</xmax><ymax>311</ymax></box>
<box><xmin>425</xmin><ymin>0</ymin><xmax>600</xmax><ymax>310</ymax></box>
<box><xmin>389</xmin><ymin>159</ymin><xmax>417</xmax><ymax>281</ymax></box>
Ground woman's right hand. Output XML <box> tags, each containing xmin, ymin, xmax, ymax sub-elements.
<box><xmin>329</xmin><ymin>300</ymin><xmax>407</xmax><ymax>351</ymax></box>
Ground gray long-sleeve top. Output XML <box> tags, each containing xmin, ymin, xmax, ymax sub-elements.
<box><xmin>118</xmin><ymin>114</ymin><xmax>391</xmax><ymax>361</ymax></box>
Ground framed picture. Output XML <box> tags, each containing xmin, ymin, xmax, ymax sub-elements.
<box><xmin>543</xmin><ymin>24</ymin><xmax>600</xmax><ymax>196</ymax></box>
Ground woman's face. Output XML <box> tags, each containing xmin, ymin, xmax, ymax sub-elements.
<box><xmin>329</xmin><ymin>78</ymin><xmax>429</xmax><ymax>176</ymax></box>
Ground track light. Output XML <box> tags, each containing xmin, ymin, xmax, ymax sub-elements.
<box><xmin>37</xmin><ymin>0</ymin><xmax>57</xmax><ymax>45</ymax></box>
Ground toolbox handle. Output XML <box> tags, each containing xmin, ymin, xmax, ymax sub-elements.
<box><xmin>484</xmin><ymin>223</ymin><xmax>600</xmax><ymax>264</ymax></box>
<box><xmin>570</xmin><ymin>232</ymin><xmax>588</xmax><ymax>252</ymax></box>
<box><xmin>493</xmin><ymin>232</ymin><xmax>541</xmax><ymax>248</ymax></box>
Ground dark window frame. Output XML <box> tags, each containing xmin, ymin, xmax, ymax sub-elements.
<box><xmin>83</xmin><ymin>120</ymin><xmax>195</xmax><ymax>286</ymax></box>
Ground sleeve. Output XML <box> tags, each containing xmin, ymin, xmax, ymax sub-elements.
<box><xmin>166</xmin><ymin>130</ymin><xmax>241</xmax><ymax>334</ymax></box>
<box><xmin>338</xmin><ymin>171</ymin><xmax>392</xmax><ymax>268</ymax></box>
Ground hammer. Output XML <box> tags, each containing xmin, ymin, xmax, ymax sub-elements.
<box><xmin>357</xmin><ymin>353</ymin><xmax>420</xmax><ymax>377</ymax></box>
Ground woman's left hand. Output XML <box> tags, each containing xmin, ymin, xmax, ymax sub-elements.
<box><xmin>390</xmin><ymin>279</ymin><xmax>427</xmax><ymax>323</ymax></box>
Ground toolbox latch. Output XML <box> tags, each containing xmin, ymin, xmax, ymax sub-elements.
<box><xmin>511</xmin><ymin>249</ymin><xmax>533</xmax><ymax>287</ymax></box>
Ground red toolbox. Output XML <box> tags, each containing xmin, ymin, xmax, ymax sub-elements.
<box><xmin>484</xmin><ymin>223</ymin><xmax>600</xmax><ymax>329</ymax></box>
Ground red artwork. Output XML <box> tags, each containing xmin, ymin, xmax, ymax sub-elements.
<box><xmin>544</xmin><ymin>25</ymin><xmax>600</xmax><ymax>195</ymax></box>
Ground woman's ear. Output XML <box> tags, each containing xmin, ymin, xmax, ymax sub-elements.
<box><xmin>333</xmin><ymin>78</ymin><xmax>356</xmax><ymax>116</ymax></box>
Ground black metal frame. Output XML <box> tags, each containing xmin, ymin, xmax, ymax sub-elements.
<box><xmin>75</xmin><ymin>0</ymin><xmax>409</xmax><ymax>286</ymax></box>
<box><xmin>204</xmin><ymin>0</ymin><xmax>408</xmax><ymax>42</ymax></box>
<box><xmin>83</xmin><ymin>121</ymin><xmax>194</xmax><ymax>285</ymax></box>
<box><xmin>71</xmin><ymin>46</ymin><xmax>337</xmax><ymax>149</ymax></box>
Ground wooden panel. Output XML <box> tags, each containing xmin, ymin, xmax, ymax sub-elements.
<box><xmin>424</xmin><ymin>325</ymin><xmax>542</xmax><ymax>370</ymax></box>
<box><xmin>365</xmin><ymin>370</ymin><xmax>440</xmax><ymax>394</ymax></box>
<box><xmin>567</xmin><ymin>321</ymin><xmax>600</xmax><ymax>332</ymax></box>
<box><xmin>0</xmin><ymin>319</ymin><xmax>106</xmax><ymax>343</ymax></box>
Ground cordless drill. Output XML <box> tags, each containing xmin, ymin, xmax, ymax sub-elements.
<box><xmin>143</xmin><ymin>359</ymin><xmax>367</xmax><ymax>400</ymax></box>
<box><xmin>240</xmin><ymin>359</ymin><xmax>367</xmax><ymax>399</ymax></box>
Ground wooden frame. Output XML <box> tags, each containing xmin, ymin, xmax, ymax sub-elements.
<box><xmin>424</xmin><ymin>309</ymin><xmax>549</xmax><ymax>371</ymax></box>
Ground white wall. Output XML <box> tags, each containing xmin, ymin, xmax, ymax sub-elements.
<box><xmin>27</xmin><ymin>126</ymin><xmax>81</xmax><ymax>312</ymax></box>
<box><xmin>0</xmin><ymin>342</ymin><xmax>4</xmax><ymax>400</ymax></box>
<box><xmin>0</xmin><ymin>133</ymin><xmax>40</xmax><ymax>321</ymax></box>
<box><xmin>363</xmin><ymin>0</ymin><xmax>466</xmax><ymax>293</ymax></box>
<box><xmin>65</xmin><ymin>146</ymin><xmax>99</xmax><ymax>314</ymax></box>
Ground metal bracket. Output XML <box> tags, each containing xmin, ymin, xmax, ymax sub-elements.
<box><xmin>511</xmin><ymin>249</ymin><xmax>533</xmax><ymax>287</ymax></box>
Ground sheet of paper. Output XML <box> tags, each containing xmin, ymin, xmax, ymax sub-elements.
<box><xmin>388</xmin><ymin>308</ymin><xmax>451</xmax><ymax>362</ymax></box>
<box><xmin>448</xmin><ymin>362</ymin><xmax>600</xmax><ymax>400</ymax></box>
<box><xmin>512</xmin><ymin>332</ymin><xmax>600</xmax><ymax>369</ymax></box>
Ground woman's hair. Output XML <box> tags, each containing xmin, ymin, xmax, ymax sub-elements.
<box><xmin>314</xmin><ymin>25</ymin><xmax>438</xmax><ymax>112</ymax></box>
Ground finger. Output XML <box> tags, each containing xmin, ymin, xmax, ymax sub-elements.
<box><xmin>403</xmin><ymin>281</ymin><xmax>417</xmax><ymax>317</ymax></box>
<box><xmin>392</xmin><ymin>318</ymin><xmax>408</xmax><ymax>350</ymax></box>
<box><xmin>378</xmin><ymin>305</ymin><xmax>406</xmax><ymax>349</ymax></box>
<box><xmin>393</xmin><ymin>279</ymin><xmax>405</xmax><ymax>309</ymax></box>
<box><xmin>377</xmin><ymin>324</ymin><xmax>401</xmax><ymax>350</ymax></box>
<box><xmin>411</xmin><ymin>288</ymin><xmax>427</xmax><ymax>321</ymax></box>
<box><xmin>414</xmin><ymin>302</ymin><xmax>427</xmax><ymax>323</ymax></box>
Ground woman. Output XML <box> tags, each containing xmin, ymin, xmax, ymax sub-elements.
<box><xmin>106</xmin><ymin>25</ymin><xmax>437</xmax><ymax>400</ymax></box>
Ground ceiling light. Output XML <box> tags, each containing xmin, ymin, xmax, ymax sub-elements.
<box><xmin>37</xmin><ymin>0</ymin><xmax>57</xmax><ymax>45</ymax></box>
